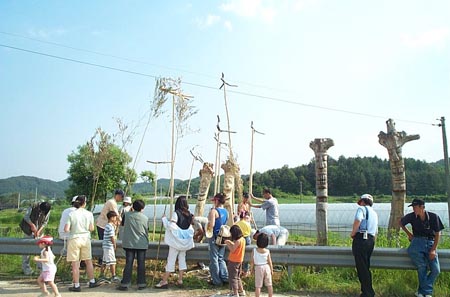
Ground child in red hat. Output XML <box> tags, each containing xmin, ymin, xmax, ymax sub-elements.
<box><xmin>34</xmin><ymin>236</ymin><xmax>60</xmax><ymax>297</ymax></box>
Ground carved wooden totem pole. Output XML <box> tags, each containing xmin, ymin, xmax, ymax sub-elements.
<box><xmin>310</xmin><ymin>138</ymin><xmax>334</xmax><ymax>246</ymax></box>
<box><xmin>221</xmin><ymin>158</ymin><xmax>240</xmax><ymax>225</ymax></box>
<box><xmin>195</xmin><ymin>162</ymin><xmax>214</xmax><ymax>217</ymax></box>
<box><xmin>378</xmin><ymin>119</ymin><xmax>420</xmax><ymax>234</ymax></box>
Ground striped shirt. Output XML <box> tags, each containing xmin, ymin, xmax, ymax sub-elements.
<box><xmin>102</xmin><ymin>223</ymin><xmax>116</xmax><ymax>249</ymax></box>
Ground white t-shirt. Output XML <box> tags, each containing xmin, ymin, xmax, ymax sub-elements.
<box><xmin>66</xmin><ymin>208</ymin><xmax>94</xmax><ymax>239</ymax></box>
<box><xmin>58</xmin><ymin>206</ymin><xmax>76</xmax><ymax>239</ymax></box>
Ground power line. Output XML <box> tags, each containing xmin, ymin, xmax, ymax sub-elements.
<box><xmin>0</xmin><ymin>43</ymin><xmax>435</xmax><ymax>127</ymax></box>
<box><xmin>0</xmin><ymin>30</ymin><xmax>287</xmax><ymax>92</ymax></box>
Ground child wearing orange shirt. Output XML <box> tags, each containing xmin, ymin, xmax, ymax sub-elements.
<box><xmin>225</xmin><ymin>225</ymin><xmax>246</xmax><ymax>297</ymax></box>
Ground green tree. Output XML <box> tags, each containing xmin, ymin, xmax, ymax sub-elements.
<box><xmin>66</xmin><ymin>129</ymin><xmax>137</xmax><ymax>208</ymax></box>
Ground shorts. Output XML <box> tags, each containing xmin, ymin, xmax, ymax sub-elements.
<box><xmin>254</xmin><ymin>264</ymin><xmax>272</xmax><ymax>288</ymax></box>
<box><xmin>67</xmin><ymin>237</ymin><xmax>92</xmax><ymax>262</ymax></box>
<box><xmin>102</xmin><ymin>247</ymin><xmax>116</xmax><ymax>265</ymax></box>
<box><xmin>40</xmin><ymin>267</ymin><xmax>56</xmax><ymax>282</ymax></box>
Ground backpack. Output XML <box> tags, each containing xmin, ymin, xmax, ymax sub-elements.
<box><xmin>215</xmin><ymin>224</ymin><xmax>231</xmax><ymax>246</ymax></box>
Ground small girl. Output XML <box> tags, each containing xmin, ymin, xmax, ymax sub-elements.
<box><xmin>250</xmin><ymin>233</ymin><xmax>273</xmax><ymax>297</ymax></box>
<box><xmin>34</xmin><ymin>235</ymin><xmax>61</xmax><ymax>297</ymax></box>
<box><xmin>224</xmin><ymin>225</ymin><xmax>246</xmax><ymax>297</ymax></box>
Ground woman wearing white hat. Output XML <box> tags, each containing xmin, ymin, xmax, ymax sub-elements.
<box><xmin>119</xmin><ymin>197</ymin><xmax>133</xmax><ymax>241</ymax></box>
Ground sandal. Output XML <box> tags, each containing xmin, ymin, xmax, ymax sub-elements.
<box><xmin>154</xmin><ymin>281</ymin><xmax>168</xmax><ymax>289</ymax></box>
<box><xmin>176</xmin><ymin>280</ymin><xmax>183</xmax><ymax>287</ymax></box>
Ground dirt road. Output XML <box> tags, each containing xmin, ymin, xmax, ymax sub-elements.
<box><xmin>0</xmin><ymin>279</ymin><xmax>341</xmax><ymax>297</ymax></box>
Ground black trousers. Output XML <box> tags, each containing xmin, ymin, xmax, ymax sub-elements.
<box><xmin>352</xmin><ymin>234</ymin><xmax>375</xmax><ymax>297</ymax></box>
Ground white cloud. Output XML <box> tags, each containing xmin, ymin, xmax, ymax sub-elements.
<box><xmin>195</xmin><ymin>14</ymin><xmax>221</xmax><ymax>29</ymax></box>
<box><xmin>224</xmin><ymin>20</ymin><xmax>233</xmax><ymax>31</ymax></box>
<box><xmin>219</xmin><ymin>0</ymin><xmax>276</xmax><ymax>23</ymax></box>
<box><xmin>401</xmin><ymin>27</ymin><xmax>449</xmax><ymax>50</ymax></box>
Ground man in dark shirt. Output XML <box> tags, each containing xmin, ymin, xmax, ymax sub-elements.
<box><xmin>19</xmin><ymin>201</ymin><xmax>52</xmax><ymax>275</ymax></box>
<box><xmin>399</xmin><ymin>198</ymin><xmax>444</xmax><ymax>297</ymax></box>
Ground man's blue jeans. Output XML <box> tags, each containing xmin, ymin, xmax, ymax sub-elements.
<box><xmin>120</xmin><ymin>248</ymin><xmax>147</xmax><ymax>289</ymax></box>
<box><xmin>208</xmin><ymin>237</ymin><xmax>228</xmax><ymax>285</ymax></box>
<box><xmin>408</xmin><ymin>237</ymin><xmax>440</xmax><ymax>296</ymax></box>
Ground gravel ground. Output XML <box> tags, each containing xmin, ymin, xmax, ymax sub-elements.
<box><xmin>0</xmin><ymin>279</ymin><xmax>345</xmax><ymax>297</ymax></box>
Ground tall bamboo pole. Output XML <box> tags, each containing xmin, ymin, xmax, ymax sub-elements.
<box><xmin>219</xmin><ymin>73</ymin><xmax>238</xmax><ymax>213</ymax></box>
<box><xmin>186</xmin><ymin>148</ymin><xmax>203</xmax><ymax>198</ymax></box>
<box><xmin>249</xmin><ymin>121</ymin><xmax>265</xmax><ymax>195</ymax></box>
<box><xmin>214</xmin><ymin>132</ymin><xmax>220</xmax><ymax>194</ymax></box>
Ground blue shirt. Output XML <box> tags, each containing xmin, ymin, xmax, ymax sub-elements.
<box><xmin>213</xmin><ymin>207</ymin><xmax>228</xmax><ymax>237</ymax></box>
<box><xmin>354</xmin><ymin>206</ymin><xmax>378</xmax><ymax>236</ymax></box>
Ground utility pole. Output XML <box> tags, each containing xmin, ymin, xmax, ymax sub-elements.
<box><xmin>435</xmin><ymin>117</ymin><xmax>450</xmax><ymax>225</ymax></box>
<box><xmin>299</xmin><ymin>180</ymin><xmax>303</xmax><ymax>203</ymax></box>
<box><xmin>147</xmin><ymin>160</ymin><xmax>171</xmax><ymax>241</ymax></box>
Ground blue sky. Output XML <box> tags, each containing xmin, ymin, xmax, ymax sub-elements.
<box><xmin>1</xmin><ymin>1</ymin><xmax>449</xmax><ymax>182</ymax></box>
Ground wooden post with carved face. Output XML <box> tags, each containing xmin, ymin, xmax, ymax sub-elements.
<box><xmin>195</xmin><ymin>162</ymin><xmax>214</xmax><ymax>217</ymax></box>
<box><xmin>378</xmin><ymin>119</ymin><xmax>419</xmax><ymax>234</ymax></box>
<box><xmin>221</xmin><ymin>158</ymin><xmax>239</xmax><ymax>225</ymax></box>
<box><xmin>310</xmin><ymin>138</ymin><xmax>334</xmax><ymax>246</ymax></box>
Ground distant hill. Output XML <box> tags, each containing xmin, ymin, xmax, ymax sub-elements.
<box><xmin>0</xmin><ymin>176</ymin><xmax>182</xmax><ymax>198</ymax></box>
<box><xmin>0</xmin><ymin>176</ymin><xmax>69</xmax><ymax>197</ymax></box>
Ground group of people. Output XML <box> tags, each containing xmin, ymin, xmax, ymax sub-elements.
<box><xmin>206</xmin><ymin>192</ymin><xmax>274</xmax><ymax>297</ymax></box>
<box><xmin>351</xmin><ymin>194</ymin><xmax>444</xmax><ymax>297</ymax></box>
<box><xmin>19</xmin><ymin>188</ymin><xmax>445</xmax><ymax>297</ymax></box>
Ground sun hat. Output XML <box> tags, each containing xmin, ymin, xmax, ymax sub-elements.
<box><xmin>36</xmin><ymin>235</ymin><xmax>53</xmax><ymax>246</ymax></box>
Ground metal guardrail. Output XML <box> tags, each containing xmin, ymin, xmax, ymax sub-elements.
<box><xmin>2</xmin><ymin>237</ymin><xmax>450</xmax><ymax>271</ymax></box>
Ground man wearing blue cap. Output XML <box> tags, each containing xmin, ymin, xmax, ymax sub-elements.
<box><xmin>400</xmin><ymin>198</ymin><xmax>444</xmax><ymax>297</ymax></box>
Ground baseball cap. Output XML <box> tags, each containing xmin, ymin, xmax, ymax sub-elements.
<box><xmin>360</xmin><ymin>194</ymin><xmax>373</xmax><ymax>201</ymax></box>
<box><xmin>36</xmin><ymin>235</ymin><xmax>53</xmax><ymax>246</ymax></box>
<box><xmin>408</xmin><ymin>198</ymin><xmax>425</xmax><ymax>207</ymax></box>
<box><xmin>71</xmin><ymin>195</ymin><xmax>78</xmax><ymax>203</ymax></box>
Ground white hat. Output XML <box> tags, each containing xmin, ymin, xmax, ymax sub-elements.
<box><xmin>360</xmin><ymin>194</ymin><xmax>373</xmax><ymax>201</ymax></box>
<box><xmin>123</xmin><ymin>196</ymin><xmax>132</xmax><ymax>204</ymax></box>
<box><xmin>71</xmin><ymin>196</ymin><xmax>78</xmax><ymax>203</ymax></box>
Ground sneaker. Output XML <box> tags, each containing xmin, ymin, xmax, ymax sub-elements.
<box><xmin>37</xmin><ymin>292</ymin><xmax>50</xmax><ymax>297</ymax></box>
<box><xmin>89</xmin><ymin>281</ymin><xmax>100</xmax><ymax>288</ymax></box>
<box><xmin>111</xmin><ymin>276</ymin><xmax>121</xmax><ymax>282</ymax></box>
<box><xmin>224</xmin><ymin>293</ymin><xmax>238</xmax><ymax>297</ymax></box>
<box><xmin>154</xmin><ymin>281</ymin><xmax>168</xmax><ymax>289</ymax></box>
<box><xmin>238</xmin><ymin>290</ymin><xmax>246</xmax><ymax>296</ymax></box>
<box><xmin>116</xmin><ymin>286</ymin><xmax>128</xmax><ymax>291</ymax></box>
<box><xmin>68</xmin><ymin>286</ymin><xmax>81</xmax><ymax>292</ymax></box>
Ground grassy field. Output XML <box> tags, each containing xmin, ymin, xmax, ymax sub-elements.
<box><xmin>1</xmin><ymin>203</ymin><xmax>450</xmax><ymax>296</ymax></box>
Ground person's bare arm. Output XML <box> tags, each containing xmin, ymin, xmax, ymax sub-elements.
<box><xmin>430</xmin><ymin>232</ymin><xmax>441</xmax><ymax>260</ymax></box>
<box><xmin>268</xmin><ymin>252</ymin><xmax>273</xmax><ymax>275</ymax></box>
<box><xmin>207</xmin><ymin>208</ymin><xmax>216</xmax><ymax>231</ymax></box>
<box><xmin>398</xmin><ymin>219</ymin><xmax>413</xmax><ymax>241</ymax></box>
